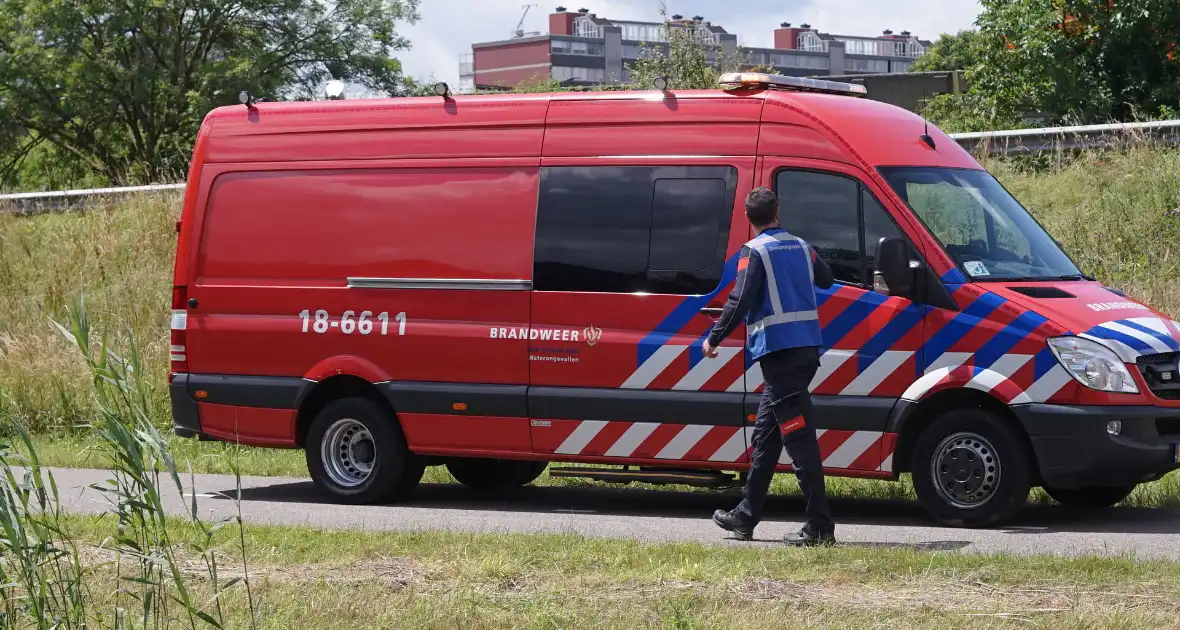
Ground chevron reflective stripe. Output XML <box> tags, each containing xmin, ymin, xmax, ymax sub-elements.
<box><xmin>810</xmin><ymin>349</ymin><xmax>855</xmax><ymax>391</ymax></box>
<box><xmin>1008</xmin><ymin>364</ymin><xmax>1073</xmax><ymax>405</ymax></box>
<box><xmin>965</xmin><ymin>354</ymin><xmax>1032</xmax><ymax>393</ymax></box>
<box><xmin>554</xmin><ymin>420</ymin><xmax>609</xmax><ymax>454</ymax></box>
<box><xmin>1098</xmin><ymin>321</ymin><xmax>1174</xmax><ymax>353</ymax></box>
<box><xmin>622</xmin><ymin>344</ymin><xmax>686</xmax><ymax>389</ymax></box>
<box><xmin>538</xmin><ymin>420</ymin><xmax>896</xmax><ymax>471</ymax></box>
<box><xmin>706</xmin><ymin>427</ymin><xmax>751</xmax><ymax>462</ymax></box>
<box><xmin>840</xmin><ymin>350</ymin><xmax>913</xmax><ymax>396</ymax></box>
<box><xmin>673</xmin><ymin>346</ymin><xmax>741</xmax><ymax>390</ymax></box>
<box><xmin>1079</xmin><ymin>333</ymin><xmax>1139</xmax><ymax>363</ymax></box>
<box><xmin>655</xmin><ymin>425</ymin><xmax>714</xmax><ymax>460</ymax></box>
<box><xmin>603</xmin><ymin>422</ymin><xmax>660</xmax><ymax>457</ymax></box>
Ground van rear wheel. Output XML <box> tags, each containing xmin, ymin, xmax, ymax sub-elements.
<box><xmin>911</xmin><ymin>408</ymin><xmax>1032</xmax><ymax>528</ymax></box>
<box><xmin>306</xmin><ymin>397</ymin><xmax>424</xmax><ymax>504</ymax></box>
<box><xmin>1044</xmin><ymin>484</ymin><xmax>1136</xmax><ymax>508</ymax></box>
<box><xmin>446</xmin><ymin>458</ymin><xmax>548</xmax><ymax>490</ymax></box>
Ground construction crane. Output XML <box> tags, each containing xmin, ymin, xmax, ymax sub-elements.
<box><xmin>513</xmin><ymin>4</ymin><xmax>538</xmax><ymax>38</ymax></box>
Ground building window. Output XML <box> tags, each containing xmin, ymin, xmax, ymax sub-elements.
<box><xmin>534</xmin><ymin>166</ymin><xmax>738</xmax><ymax>294</ymax></box>
<box><xmin>774</xmin><ymin>169</ymin><xmax>907</xmax><ymax>288</ymax></box>
<box><xmin>620</xmin><ymin>23</ymin><xmax>667</xmax><ymax>43</ymax></box>
<box><xmin>797</xmin><ymin>32</ymin><xmax>827</xmax><ymax>52</ymax></box>
<box><xmin>622</xmin><ymin>44</ymin><xmax>642</xmax><ymax>58</ymax></box>
<box><xmin>846</xmin><ymin>58</ymin><xmax>890</xmax><ymax>73</ymax></box>
<box><xmin>891</xmin><ymin>60</ymin><xmax>913</xmax><ymax>72</ymax></box>
<box><xmin>573</xmin><ymin>16</ymin><xmax>601</xmax><ymax>38</ymax></box>
<box><xmin>770</xmin><ymin>53</ymin><xmax>829</xmax><ymax>70</ymax></box>
<box><xmin>552</xmin><ymin>40</ymin><xmax>604</xmax><ymax>55</ymax></box>
<box><xmin>551</xmin><ymin>66</ymin><xmax>606</xmax><ymax>82</ymax></box>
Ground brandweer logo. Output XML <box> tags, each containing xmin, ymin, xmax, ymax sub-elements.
<box><xmin>584</xmin><ymin>324</ymin><xmax>603</xmax><ymax>347</ymax></box>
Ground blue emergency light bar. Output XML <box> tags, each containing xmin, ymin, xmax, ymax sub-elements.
<box><xmin>718</xmin><ymin>72</ymin><xmax>868</xmax><ymax>97</ymax></box>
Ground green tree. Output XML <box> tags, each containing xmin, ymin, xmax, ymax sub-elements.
<box><xmin>0</xmin><ymin>0</ymin><xmax>420</xmax><ymax>187</ymax></box>
<box><xmin>911</xmin><ymin>30</ymin><xmax>984</xmax><ymax>72</ymax></box>
<box><xmin>972</xmin><ymin>0</ymin><xmax>1180</xmax><ymax>124</ymax></box>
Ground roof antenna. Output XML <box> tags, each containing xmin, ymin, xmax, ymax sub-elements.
<box><xmin>919</xmin><ymin>77</ymin><xmax>936</xmax><ymax>150</ymax></box>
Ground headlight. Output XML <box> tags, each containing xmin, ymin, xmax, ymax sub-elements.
<box><xmin>1047</xmin><ymin>336</ymin><xmax>1139</xmax><ymax>394</ymax></box>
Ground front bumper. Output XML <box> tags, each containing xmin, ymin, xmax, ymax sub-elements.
<box><xmin>1014</xmin><ymin>403</ymin><xmax>1180</xmax><ymax>489</ymax></box>
<box><xmin>169</xmin><ymin>373</ymin><xmax>202</xmax><ymax>438</ymax></box>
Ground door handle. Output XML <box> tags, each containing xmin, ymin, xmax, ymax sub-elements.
<box><xmin>700</xmin><ymin>307</ymin><xmax>723</xmax><ymax>316</ymax></box>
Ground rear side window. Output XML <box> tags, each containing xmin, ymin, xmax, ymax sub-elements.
<box><xmin>534</xmin><ymin>166</ymin><xmax>737</xmax><ymax>294</ymax></box>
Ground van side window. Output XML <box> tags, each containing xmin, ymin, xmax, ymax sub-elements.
<box><xmin>535</xmin><ymin>166</ymin><xmax>737</xmax><ymax>294</ymax></box>
<box><xmin>774</xmin><ymin>170</ymin><xmax>862</xmax><ymax>284</ymax></box>
<box><xmin>774</xmin><ymin>169</ymin><xmax>907</xmax><ymax>287</ymax></box>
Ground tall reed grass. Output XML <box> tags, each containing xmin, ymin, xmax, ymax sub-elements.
<box><xmin>1</xmin><ymin>297</ymin><xmax>256</xmax><ymax>629</ymax></box>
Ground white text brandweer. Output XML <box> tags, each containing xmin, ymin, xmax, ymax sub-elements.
<box><xmin>491</xmin><ymin>327</ymin><xmax>581</xmax><ymax>342</ymax></box>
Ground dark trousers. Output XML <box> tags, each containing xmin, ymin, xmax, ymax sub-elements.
<box><xmin>734</xmin><ymin>346</ymin><xmax>834</xmax><ymax>534</ymax></box>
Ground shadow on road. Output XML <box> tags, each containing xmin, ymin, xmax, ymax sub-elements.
<box><xmin>208</xmin><ymin>479</ymin><xmax>1180</xmax><ymax>535</ymax></box>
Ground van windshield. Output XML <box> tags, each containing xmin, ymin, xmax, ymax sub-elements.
<box><xmin>878</xmin><ymin>167</ymin><xmax>1083</xmax><ymax>282</ymax></box>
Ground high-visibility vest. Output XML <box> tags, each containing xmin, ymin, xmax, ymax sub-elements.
<box><xmin>745</xmin><ymin>228</ymin><xmax>822</xmax><ymax>360</ymax></box>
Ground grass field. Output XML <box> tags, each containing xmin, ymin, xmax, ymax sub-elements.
<box><xmin>46</xmin><ymin>512</ymin><xmax>1180</xmax><ymax>628</ymax></box>
<box><xmin>3</xmin><ymin>147</ymin><xmax>1180</xmax><ymax>504</ymax></box>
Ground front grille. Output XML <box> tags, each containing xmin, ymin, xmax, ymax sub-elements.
<box><xmin>1136</xmin><ymin>351</ymin><xmax>1180</xmax><ymax>401</ymax></box>
<box><xmin>1138</xmin><ymin>352</ymin><xmax>1177</xmax><ymax>366</ymax></box>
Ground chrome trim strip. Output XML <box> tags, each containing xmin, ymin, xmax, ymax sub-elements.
<box><xmin>347</xmin><ymin>277</ymin><xmax>532</xmax><ymax>291</ymax></box>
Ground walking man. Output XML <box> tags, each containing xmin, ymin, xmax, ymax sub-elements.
<box><xmin>703</xmin><ymin>186</ymin><xmax>837</xmax><ymax>546</ymax></box>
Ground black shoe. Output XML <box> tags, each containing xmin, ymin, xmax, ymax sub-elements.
<box><xmin>712</xmin><ymin>509</ymin><xmax>753</xmax><ymax>541</ymax></box>
<box><xmin>784</xmin><ymin>528</ymin><xmax>835</xmax><ymax>547</ymax></box>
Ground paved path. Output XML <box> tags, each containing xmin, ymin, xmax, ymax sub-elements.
<box><xmin>41</xmin><ymin>467</ymin><xmax>1180</xmax><ymax>559</ymax></box>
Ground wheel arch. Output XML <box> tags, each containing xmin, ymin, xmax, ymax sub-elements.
<box><xmin>295</xmin><ymin>375</ymin><xmax>396</xmax><ymax>447</ymax></box>
<box><xmin>888</xmin><ymin>388</ymin><xmax>1039</xmax><ymax>483</ymax></box>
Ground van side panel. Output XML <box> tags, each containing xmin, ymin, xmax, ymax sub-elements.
<box><xmin>543</xmin><ymin>97</ymin><xmax>762</xmax><ymax>157</ymax></box>
<box><xmin>203</xmin><ymin>98</ymin><xmax>549</xmax><ymax>163</ymax></box>
<box><xmin>185</xmin><ymin>160</ymin><xmax>538</xmax><ymax>448</ymax></box>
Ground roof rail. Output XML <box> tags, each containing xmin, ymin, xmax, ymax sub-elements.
<box><xmin>718</xmin><ymin>72</ymin><xmax>868</xmax><ymax>97</ymax></box>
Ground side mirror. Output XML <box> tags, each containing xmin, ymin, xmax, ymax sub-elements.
<box><xmin>875</xmin><ymin>236</ymin><xmax>916</xmax><ymax>296</ymax></box>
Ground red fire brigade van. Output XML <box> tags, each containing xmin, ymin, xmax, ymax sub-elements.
<box><xmin>170</xmin><ymin>73</ymin><xmax>1180</xmax><ymax>527</ymax></box>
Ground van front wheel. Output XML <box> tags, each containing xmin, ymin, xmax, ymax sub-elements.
<box><xmin>306</xmin><ymin>397</ymin><xmax>424</xmax><ymax>504</ymax></box>
<box><xmin>447</xmin><ymin>459</ymin><xmax>548</xmax><ymax>490</ymax></box>
<box><xmin>911</xmin><ymin>408</ymin><xmax>1032</xmax><ymax>528</ymax></box>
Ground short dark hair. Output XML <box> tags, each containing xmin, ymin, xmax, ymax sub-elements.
<box><xmin>745</xmin><ymin>187</ymin><xmax>778</xmax><ymax>227</ymax></box>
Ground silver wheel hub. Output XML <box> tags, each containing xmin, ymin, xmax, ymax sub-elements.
<box><xmin>321</xmin><ymin>418</ymin><xmax>375</xmax><ymax>488</ymax></box>
<box><xmin>931</xmin><ymin>432</ymin><xmax>1000</xmax><ymax>509</ymax></box>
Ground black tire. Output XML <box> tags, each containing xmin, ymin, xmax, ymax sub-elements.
<box><xmin>911</xmin><ymin>408</ymin><xmax>1032</xmax><ymax>528</ymax></box>
<box><xmin>305</xmin><ymin>397</ymin><xmax>424</xmax><ymax>504</ymax></box>
<box><xmin>1044</xmin><ymin>485</ymin><xmax>1136</xmax><ymax>508</ymax></box>
<box><xmin>446</xmin><ymin>458</ymin><xmax>548</xmax><ymax>490</ymax></box>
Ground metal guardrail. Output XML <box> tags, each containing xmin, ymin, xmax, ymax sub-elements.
<box><xmin>950</xmin><ymin>119</ymin><xmax>1180</xmax><ymax>154</ymax></box>
<box><xmin>0</xmin><ymin>183</ymin><xmax>185</xmax><ymax>213</ymax></box>
<box><xmin>3</xmin><ymin>119</ymin><xmax>1179</xmax><ymax>211</ymax></box>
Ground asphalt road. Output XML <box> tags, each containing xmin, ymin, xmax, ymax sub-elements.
<box><xmin>41</xmin><ymin>466</ymin><xmax>1180</xmax><ymax>559</ymax></box>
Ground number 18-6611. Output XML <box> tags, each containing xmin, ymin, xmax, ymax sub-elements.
<box><xmin>298</xmin><ymin>310</ymin><xmax>406</xmax><ymax>336</ymax></box>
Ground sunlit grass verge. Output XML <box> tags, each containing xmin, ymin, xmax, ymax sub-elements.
<box><xmin>48</xmin><ymin>512</ymin><xmax>1180</xmax><ymax>629</ymax></box>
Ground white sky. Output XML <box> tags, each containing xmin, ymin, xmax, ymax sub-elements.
<box><xmin>398</xmin><ymin>0</ymin><xmax>982</xmax><ymax>86</ymax></box>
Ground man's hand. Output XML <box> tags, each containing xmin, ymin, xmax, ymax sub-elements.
<box><xmin>702</xmin><ymin>339</ymin><xmax>719</xmax><ymax>359</ymax></box>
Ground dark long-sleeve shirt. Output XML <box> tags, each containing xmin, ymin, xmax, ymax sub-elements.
<box><xmin>706</xmin><ymin>239</ymin><xmax>834</xmax><ymax>348</ymax></box>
